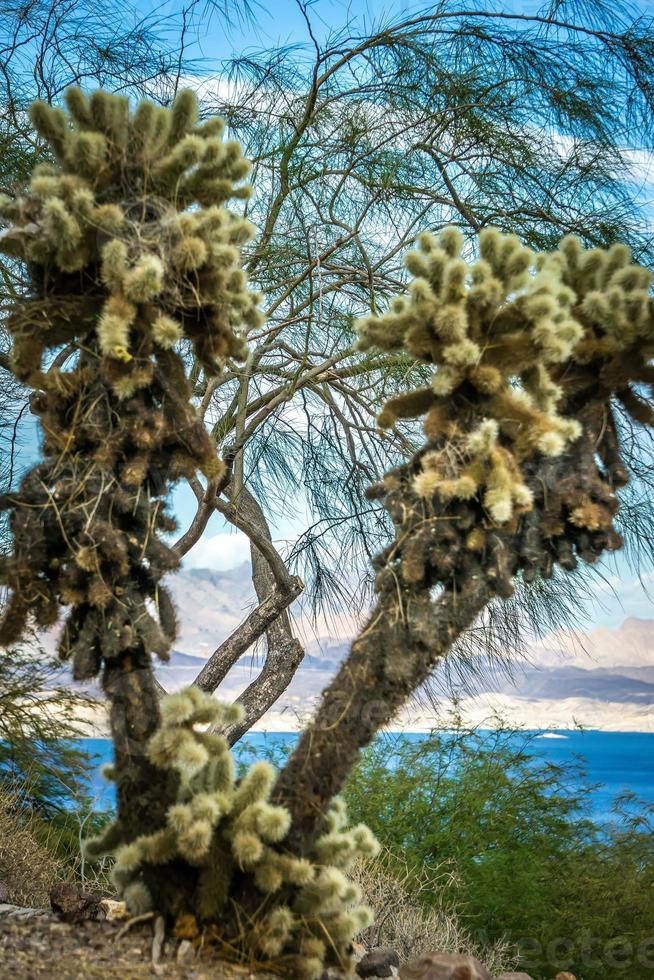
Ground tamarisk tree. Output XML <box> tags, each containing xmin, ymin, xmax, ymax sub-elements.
<box><xmin>1</xmin><ymin>86</ymin><xmax>654</xmax><ymax>977</ymax></box>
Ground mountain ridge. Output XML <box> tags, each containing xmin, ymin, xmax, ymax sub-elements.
<box><xmin>38</xmin><ymin>564</ymin><xmax>654</xmax><ymax>732</ymax></box>
<box><xmin>155</xmin><ymin>566</ymin><xmax>654</xmax><ymax>732</ymax></box>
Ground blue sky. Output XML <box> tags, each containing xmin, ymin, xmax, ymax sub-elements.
<box><xmin>137</xmin><ymin>0</ymin><xmax>654</xmax><ymax>64</ymax></box>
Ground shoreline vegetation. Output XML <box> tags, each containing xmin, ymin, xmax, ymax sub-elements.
<box><xmin>2</xmin><ymin>723</ymin><xmax>652</xmax><ymax>979</ymax></box>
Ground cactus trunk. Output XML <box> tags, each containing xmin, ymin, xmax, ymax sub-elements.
<box><xmin>103</xmin><ymin>649</ymin><xmax>176</xmax><ymax>837</ymax></box>
<box><xmin>273</xmin><ymin>578</ymin><xmax>490</xmax><ymax>854</ymax></box>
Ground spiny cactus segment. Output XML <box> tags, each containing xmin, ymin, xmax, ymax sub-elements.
<box><xmin>358</xmin><ymin>228</ymin><xmax>654</xmax><ymax>596</ymax></box>
<box><xmin>86</xmin><ymin>688</ymin><xmax>378</xmax><ymax>978</ymax></box>
<box><xmin>358</xmin><ymin>227</ymin><xmax>654</xmax><ymax>525</ymax></box>
<box><xmin>0</xmin><ymin>88</ymin><xmax>262</xmax><ymax>673</ymax></box>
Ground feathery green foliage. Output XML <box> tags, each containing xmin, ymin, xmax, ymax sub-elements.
<box><xmin>212</xmin><ymin>0</ymin><xmax>654</xmax><ymax>616</ymax></box>
<box><xmin>0</xmin><ymin>640</ymin><xmax>92</xmax><ymax>817</ymax></box>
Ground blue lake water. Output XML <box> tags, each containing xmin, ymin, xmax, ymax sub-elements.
<box><xmin>82</xmin><ymin>729</ymin><xmax>653</xmax><ymax>825</ymax></box>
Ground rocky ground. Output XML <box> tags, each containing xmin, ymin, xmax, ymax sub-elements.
<box><xmin>0</xmin><ymin>887</ymin><xmax>576</xmax><ymax>980</ymax></box>
<box><xmin>0</xmin><ymin>906</ymin><xmax>279</xmax><ymax>979</ymax></box>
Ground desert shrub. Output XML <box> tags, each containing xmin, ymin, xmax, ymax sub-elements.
<box><xmin>352</xmin><ymin>850</ymin><xmax>514</xmax><ymax>973</ymax></box>
<box><xmin>344</xmin><ymin>724</ymin><xmax>654</xmax><ymax>980</ymax></box>
<box><xmin>0</xmin><ymin>637</ymin><xmax>115</xmax><ymax>891</ymax></box>
<box><xmin>0</xmin><ymin>782</ymin><xmax>73</xmax><ymax>906</ymax></box>
<box><xmin>0</xmin><ymin>773</ymin><xmax>116</xmax><ymax>896</ymax></box>
<box><xmin>0</xmin><ymin>639</ymin><xmax>94</xmax><ymax>815</ymax></box>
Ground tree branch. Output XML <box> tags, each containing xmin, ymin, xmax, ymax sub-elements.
<box><xmin>194</xmin><ymin>573</ymin><xmax>303</xmax><ymax>694</ymax></box>
<box><xmin>172</xmin><ymin>477</ymin><xmax>220</xmax><ymax>559</ymax></box>
<box><xmin>212</xmin><ymin>483</ymin><xmax>306</xmax><ymax>740</ymax></box>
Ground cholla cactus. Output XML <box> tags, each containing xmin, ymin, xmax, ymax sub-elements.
<box><xmin>357</xmin><ymin>227</ymin><xmax>654</xmax><ymax>595</ymax></box>
<box><xmin>86</xmin><ymin>687</ymin><xmax>378</xmax><ymax>979</ymax></box>
<box><xmin>0</xmin><ymin>88</ymin><xmax>261</xmax><ymax>673</ymax></box>
<box><xmin>268</xmin><ymin>228</ymin><xmax>654</xmax><ymax>870</ymax></box>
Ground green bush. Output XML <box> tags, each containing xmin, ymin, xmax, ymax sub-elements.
<box><xmin>0</xmin><ymin>641</ymin><xmax>92</xmax><ymax>810</ymax></box>
<box><xmin>0</xmin><ymin>638</ymin><xmax>115</xmax><ymax>883</ymax></box>
<box><xmin>344</xmin><ymin>722</ymin><xmax>654</xmax><ymax>980</ymax></box>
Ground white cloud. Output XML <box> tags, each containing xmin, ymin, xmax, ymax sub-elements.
<box><xmin>622</xmin><ymin>148</ymin><xmax>654</xmax><ymax>190</ymax></box>
<box><xmin>183</xmin><ymin>530</ymin><xmax>251</xmax><ymax>570</ymax></box>
<box><xmin>581</xmin><ymin>568</ymin><xmax>654</xmax><ymax>628</ymax></box>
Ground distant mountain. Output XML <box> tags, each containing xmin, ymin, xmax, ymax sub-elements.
<box><xmin>535</xmin><ymin>616</ymin><xmax>654</xmax><ymax>670</ymax></box>
<box><xmin>485</xmin><ymin>664</ymin><xmax>654</xmax><ymax>704</ymax></box>
<box><xmin>161</xmin><ymin>568</ymin><xmax>654</xmax><ymax>732</ymax></box>
<box><xmin>168</xmin><ymin>563</ymin><xmax>257</xmax><ymax>655</ymax></box>
<box><xmin>166</xmin><ymin>650</ymin><xmax>207</xmax><ymax>669</ymax></box>
<box><xmin>37</xmin><ymin>565</ymin><xmax>654</xmax><ymax>732</ymax></box>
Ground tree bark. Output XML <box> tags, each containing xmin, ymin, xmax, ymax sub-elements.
<box><xmin>172</xmin><ymin>477</ymin><xmax>221</xmax><ymax>559</ymax></box>
<box><xmin>223</xmin><ymin>625</ymin><xmax>305</xmax><ymax>744</ymax></box>
<box><xmin>273</xmin><ymin>574</ymin><xmax>490</xmax><ymax>854</ymax></box>
<box><xmin>171</xmin><ymin>473</ymin><xmax>307</xmax><ymax>735</ymax></box>
<box><xmin>194</xmin><ymin>575</ymin><xmax>303</xmax><ymax>694</ymax></box>
<box><xmin>221</xmin><ymin>484</ymin><xmax>305</xmax><ymax>742</ymax></box>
